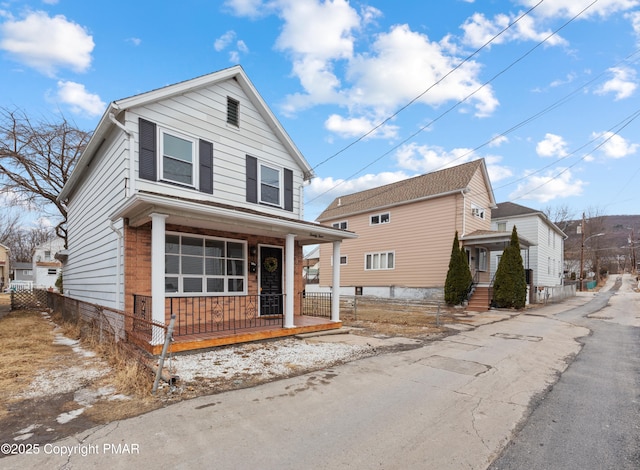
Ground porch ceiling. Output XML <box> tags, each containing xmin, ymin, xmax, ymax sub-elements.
<box><xmin>461</xmin><ymin>230</ymin><xmax>535</xmax><ymax>251</ymax></box>
<box><xmin>110</xmin><ymin>191</ymin><xmax>357</xmax><ymax>245</ymax></box>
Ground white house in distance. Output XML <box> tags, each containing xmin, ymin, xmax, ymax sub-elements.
<box><xmin>33</xmin><ymin>238</ymin><xmax>65</xmax><ymax>290</ymax></box>
<box><xmin>490</xmin><ymin>202</ymin><xmax>566</xmax><ymax>292</ymax></box>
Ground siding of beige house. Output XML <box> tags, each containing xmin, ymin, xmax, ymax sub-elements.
<box><xmin>317</xmin><ymin>161</ymin><xmax>494</xmax><ymax>295</ymax></box>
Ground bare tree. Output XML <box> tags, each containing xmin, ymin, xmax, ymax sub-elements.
<box><xmin>0</xmin><ymin>107</ymin><xmax>91</xmax><ymax>247</ymax></box>
<box><xmin>0</xmin><ymin>208</ymin><xmax>20</xmax><ymax>245</ymax></box>
<box><xmin>3</xmin><ymin>224</ymin><xmax>54</xmax><ymax>263</ymax></box>
<box><xmin>544</xmin><ymin>204</ymin><xmax>575</xmax><ymax>233</ymax></box>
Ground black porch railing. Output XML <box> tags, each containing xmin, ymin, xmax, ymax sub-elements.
<box><xmin>133</xmin><ymin>291</ymin><xmax>333</xmax><ymax>338</ymax></box>
<box><xmin>169</xmin><ymin>294</ymin><xmax>286</xmax><ymax>337</ymax></box>
<box><xmin>133</xmin><ymin>294</ymin><xmax>285</xmax><ymax>337</ymax></box>
<box><xmin>300</xmin><ymin>291</ymin><xmax>332</xmax><ymax>318</ymax></box>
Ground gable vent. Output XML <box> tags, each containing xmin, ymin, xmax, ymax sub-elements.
<box><xmin>227</xmin><ymin>96</ymin><xmax>240</xmax><ymax>127</ymax></box>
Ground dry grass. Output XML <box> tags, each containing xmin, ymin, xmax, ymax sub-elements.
<box><xmin>340</xmin><ymin>298</ymin><xmax>462</xmax><ymax>339</ymax></box>
<box><xmin>52</xmin><ymin>312</ymin><xmax>155</xmax><ymax>399</ymax></box>
<box><xmin>0</xmin><ymin>310</ymin><xmax>64</xmax><ymax>418</ymax></box>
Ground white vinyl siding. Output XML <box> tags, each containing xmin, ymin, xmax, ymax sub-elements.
<box><xmin>131</xmin><ymin>78</ymin><xmax>306</xmax><ymax>219</ymax></box>
<box><xmin>63</xmin><ymin>129</ymin><xmax>128</xmax><ymax>308</ymax></box>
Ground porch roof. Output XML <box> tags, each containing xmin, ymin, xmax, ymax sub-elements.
<box><xmin>110</xmin><ymin>191</ymin><xmax>357</xmax><ymax>245</ymax></box>
<box><xmin>461</xmin><ymin>230</ymin><xmax>535</xmax><ymax>251</ymax></box>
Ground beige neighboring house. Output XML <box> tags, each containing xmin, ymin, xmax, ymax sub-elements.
<box><xmin>315</xmin><ymin>159</ymin><xmax>534</xmax><ymax>310</ymax></box>
<box><xmin>0</xmin><ymin>243</ymin><xmax>9</xmax><ymax>291</ymax></box>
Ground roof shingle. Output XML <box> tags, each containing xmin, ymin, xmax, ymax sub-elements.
<box><xmin>317</xmin><ymin>159</ymin><xmax>485</xmax><ymax>221</ymax></box>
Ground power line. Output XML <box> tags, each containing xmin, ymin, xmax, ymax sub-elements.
<box><xmin>306</xmin><ymin>0</ymin><xmax>599</xmax><ymax>206</ymax></box>
<box><xmin>310</xmin><ymin>0</ymin><xmax>547</xmax><ymax>172</ymax></box>
<box><xmin>509</xmin><ymin>107</ymin><xmax>640</xmax><ymax>201</ymax></box>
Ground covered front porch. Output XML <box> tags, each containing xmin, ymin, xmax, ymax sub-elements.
<box><xmin>461</xmin><ymin>230</ymin><xmax>535</xmax><ymax>311</ymax></box>
<box><xmin>131</xmin><ymin>291</ymin><xmax>340</xmax><ymax>354</ymax></box>
<box><xmin>113</xmin><ymin>191</ymin><xmax>357</xmax><ymax>353</ymax></box>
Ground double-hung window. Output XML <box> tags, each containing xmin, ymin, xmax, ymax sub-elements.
<box><xmin>260</xmin><ymin>164</ymin><xmax>281</xmax><ymax>205</ymax></box>
<box><xmin>370</xmin><ymin>212</ymin><xmax>390</xmax><ymax>225</ymax></box>
<box><xmin>165</xmin><ymin>234</ymin><xmax>246</xmax><ymax>295</ymax></box>
<box><xmin>160</xmin><ymin>130</ymin><xmax>196</xmax><ymax>186</ymax></box>
<box><xmin>332</xmin><ymin>221</ymin><xmax>348</xmax><ymax>230</ymax></box>
<box><xmin>365</xmin><ymin>251</ymin><xmax>395</xmax><ymax>270</ymax></box>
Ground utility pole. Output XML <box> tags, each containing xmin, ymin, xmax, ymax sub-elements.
<box><xmin>579</xmin><ymin>213</ymin><xmax>585</xmax><ymax>292</ymax></box>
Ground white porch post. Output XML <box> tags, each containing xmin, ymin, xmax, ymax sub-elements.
<box><xmin>331</xmin><ymin>240</ymin><xmax>341</xmax><ymax>322</ymax></box>
<box><xmin>284</xmin><ymin>234</ymin><xmax>296</xmax><ymax>328</ymax></box>
<box><xmin>151</xmin><ymin>213</ymin><xmax>168</xmax><ymax>344</ymax></box>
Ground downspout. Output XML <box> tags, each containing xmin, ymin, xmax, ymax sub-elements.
<box><xmin>108</xmin><ymin>112</ymin><xmax>136</xmax><ymax>197</ymax></box>
<box><xmin>461</xmin><ymin>189</ymin><xmax>469</xmax><ymax>237</ymax></box>
<box><xmin>109</xmin><ymin>220</ymin><xmax>123</xmax><ymax>311</ymax></box>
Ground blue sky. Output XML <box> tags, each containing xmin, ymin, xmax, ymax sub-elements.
<box><xmin>1</xmin><ymin>0</ymin><xmax>640</xmax><ymax>227</ymax></box>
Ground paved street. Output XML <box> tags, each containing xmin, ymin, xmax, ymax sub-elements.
<box><xmin>490</xmin><ymin>274</ymin><xmax>640</xmax><ymax>469</ymax></box>
<box><xmin>3</xmin><ymin>278</ymin><xmax>634</xmax><ymax>470</ymax></box>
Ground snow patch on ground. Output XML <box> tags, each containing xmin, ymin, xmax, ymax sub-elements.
<box><xmin>167</xmin><ymin>337</ymin><xmax>376</xmax><ymax>382</ymax></box>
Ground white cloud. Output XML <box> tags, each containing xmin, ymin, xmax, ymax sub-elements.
<box><xmin>126</xmin><ymin>37</ymin><xmax>142</xmax><ymax>46</ymax></box>
<box><xmin>347</xmin><ymin>24</ymin><xmax>499</xmax><ymax>118</ymax></box>
<box><xmin>488</xmin><ymin>135</ymin><xmax>509</xmax><ymax>147</ymax></box>
<box><xmin>517</xmin><ymin>0</ymin><xmax>640</xmax><ymax>20</ymax></box>
<box><xmin>508</xmin><ymin>168</ymin><xmax>585</xmax><ymax>203</ymax></box>
<box><xmin>460</xmin><ymin>11</ymin><xmax>566</xmax><ymax>50</ymax></box>
<box><xmin>592</xmin><ymin>131</ymin><xmax>639</xmax><ymax>158</ymax></box>
<box><xmin>394</xmin><ymin>142</ymin><xmax>477</xmax><ymax>173</ymax></box>
<box><xmin>0</xmin><ymin>11</ymin><xmax>94</xmax><ymax>76</ymax></box>
<box><xmin>484</xmin><ymin>155</ymin><xmax>514</xmax><ymax>182</ymax></box>
<box><xmin>324</xmin><ymin>114</ymin><xmax>398</xmax><ymax>139</ymax></box>
<box><xmin>214</xmin><ymin>30</ymin><xmax>236</xmax><ymax>51</ymax></box>
<box><xmin>536</xmin><ymin>133</ymin><xmax>568</xmax><ymax>158</ymax></box>
<box><xmin>55</xmin><ymin>81</ymin><xmax>105</xmax><ymax>116</ymax></box>
<box><xmin>394</xmin><ymin>143</ymin><xmax>512</xmax><ymax>183</ymax></box>
<box><xmin>304</xmin><ymin>170</ymin><xmax>411</xmax><ymax>219</ymax></box>
<box><xmin>214</xmin><ymin>30</ymin><xmax>249</xmax><ymax>64</ymax></box>
<box><xmin>594</xmin><ymin>67</ymin><xmax>637</xmax><ymax>100</ymax></box>
<box><xmin>628</xmin><ymin>10</ymin><xmax>640</xmax><ymax>44</ymax></box>
<box><xmin>223</xmin><ymin>0</ymin><xmax>271</xmax><ymax>18</ymax></box>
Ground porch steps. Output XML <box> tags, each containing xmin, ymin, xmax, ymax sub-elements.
<box><xmin>467</xmin><ymin>286</ymin><xmax>492</xmax><ymax>312</ymax></box>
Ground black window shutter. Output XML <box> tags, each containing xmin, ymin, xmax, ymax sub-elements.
<box><xmin>139</xmin><ymin>118</ymin><xmax>157</xmax><ymax>181</ymax></box>
<box><xmin>246</xmin><ymin>155</ymin><xmax>258</xmax><ymax>203</ymax></box>
<box><xmin>284</xmin><ymin>168</ymin><xmax>293</xmax><ymax>212</ymax></box>
<box><xmin>199</xmin><ymin>139</ymin><xmax>213</xmax><ymax>194</ymax></box>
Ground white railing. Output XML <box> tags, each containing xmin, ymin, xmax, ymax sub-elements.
<box><xmin>8</xmin><ymin>280</ymin><xmax>33</xmax><ymax>292</ymax></box>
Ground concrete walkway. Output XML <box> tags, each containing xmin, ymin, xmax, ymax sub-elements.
<box><xmin>2</xmin><ymin>285</ymin><xmax>609</xmax><ymax>470</ymax></box>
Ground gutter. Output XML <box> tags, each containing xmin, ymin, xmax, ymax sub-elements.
<box><xmin>108</xmin><ymin>111</ymin><xmax>136</xmax><ymax>197</ymax></box>
<box><xmin>108</xmin><ymin>221</ymin><xmax>123</xmax><ymax>310</ymax></box>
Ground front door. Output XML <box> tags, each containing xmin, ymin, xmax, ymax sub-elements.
<box><xmin>259</xmin><ymin>246</ymin><xmax>283</xmax><ymax>315</ymax></box>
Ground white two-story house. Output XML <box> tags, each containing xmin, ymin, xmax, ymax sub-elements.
<box><xmin>58</xmin><ymin>66</ymin><xmax>355</xmax><ymax>353</ymax></box>
<box><xmin>491</xmin><ymin>202</ymin><xmax>566</xmax><ymax>293</ymax></box>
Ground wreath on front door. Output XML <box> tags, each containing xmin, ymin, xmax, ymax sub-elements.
<box><xmin>264</xmin><ymin>256</ymin><xmax>279</xmax><ymax>273</ymax></box>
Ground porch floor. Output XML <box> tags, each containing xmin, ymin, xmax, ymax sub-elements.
<box><xmin>142</xmin><ymin>315</ymin><xmax>341</xmax><ymax>355</ymax></box>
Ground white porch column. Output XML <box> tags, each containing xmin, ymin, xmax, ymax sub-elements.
<box><xmin>151</xmin><ymin>213</ymin><xmax>168</xmax><ymax>344</ymax></box>
<box><xmin>284</xmin><ymin>233</ymin><xmax>296</xmax><ymax>328</ymax></box>
<box><xmin>331</xmin><ymin>240</ymin><xmax>341</xmax><ymax>322</ymax></box>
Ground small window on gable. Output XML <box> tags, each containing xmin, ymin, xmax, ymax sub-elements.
<box><xmin>332</xmin><ymin>221</ymin><xmax>348</xmax><ymax>230</ymax></box>
<box><xmin>370</xmin><ymin>212</ymin><xmax>390</xmax><ymax>225</ymax></box>
<box><xmin>471</xmin><ymin>204</ymin><xmax>485</xmax><ymax>219</ymax></box>
<box><xmin>227</xmin><ymin>97</ymin><xmax>240</xmax><ymax>127</ymax></box>
<box><xmin>497</xmin><ymin>222</ymin><xmax>507</xmax><ymax>231</ymax></box>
